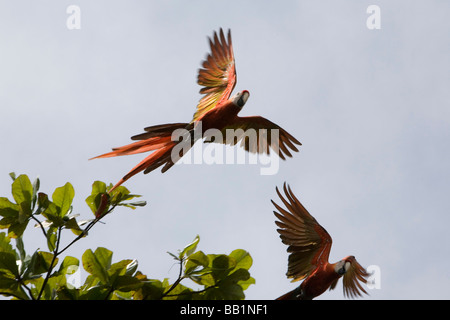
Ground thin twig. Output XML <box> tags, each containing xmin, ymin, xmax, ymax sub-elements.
<box><xmin>18</xmin><ymin>278</ymin><xmax>35</xmax><ymax>300</ymax></box>
<box><xmin>57</xmin><ymin>204</ymin><xmax>116</xmax><ymax>257</ymax></box>
<box><xmin>30</xmin><ymin>214</ymin><xmax>47</xmax><ymax>238</ymax></box>
<box><xmin>34</xmin><ymin>201</ymin><xmax>116</xmax><ymax>299</ymax></box>
<box><xmin>37</xmin><ymin>226</ymin><xmax>62</xmax><ymax>300</ymax></box>
<box><xmin>161</xmin><ymin>258</ymin><xmax>185</xmax><ymax>298</ymax></box>
<box><xmin>163</xmin><ymin>284</ymin><xmax>219</xmax><ymax>298</ymax></box>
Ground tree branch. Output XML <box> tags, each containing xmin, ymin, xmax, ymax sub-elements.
<box><xmin>30</xmin><ymin>214</ymin><xmax>47</xmax><ymax>239</ymax></box>
<box><xmin>161</xmin><ymin>258</ymin><xmax>185</xmax><ymax>298</ymax></box>
<box><xmin>37</xmin><ymin>226</ymin><xmax>62</xmax><ymax>300</ymax></box>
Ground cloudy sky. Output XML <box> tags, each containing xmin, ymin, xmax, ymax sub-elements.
<box><xmin>1</xmin><ymin>1</ymin><xmax>449</xmax><ymax>300</ymax></box>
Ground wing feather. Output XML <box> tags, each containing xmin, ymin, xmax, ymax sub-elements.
<box><xmin>219</xmin><ymin>116</ymin><xmax>301</xmax><ymax>160</ymax></box>
<box><xmin>272</xmin><ymin>183</ymin><xmax>332</xmax><ymax>281</ymax></box>
<box><xmin>342</xmin><ymin>256</ymin><xmax>370</xmax><ymax>298</ymax></box>
<box><xmin>193</xmin><ymin>28</ymin><xmax>236</xmax><ymax>122</ymax></box>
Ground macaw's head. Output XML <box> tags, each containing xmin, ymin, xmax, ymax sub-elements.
<box><xmin>334</xmin><ymin>258</ymin><xmax>352</xmax><ymax>276</ymax></box>
<box><xmin>232</xmin><ymin>90</ymin><xmax>250</xmax><ymax>108</ymax></box>
<box><xmin>334</xmin><ymin>255</ymin><xmax>370</xmax><ymax>298</ymax></box>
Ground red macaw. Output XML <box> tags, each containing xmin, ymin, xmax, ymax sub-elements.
<box><xmin>91</xmin><ymin>29</ymin><xmax>301</xmax><ymax>192</ymax></box>
<box><xmin>272</xmin><ymin>183</ymin><xmax>369</xmax><ymax>300</ymax></box>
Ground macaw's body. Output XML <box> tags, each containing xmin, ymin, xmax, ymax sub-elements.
<box><xmin>277</xmin><ymin>256</ymin><xmax>362</xmax><ymax>300</ymax></box>
<box><xmin>91</xmin><ymin>29</ymin><xmax>300</xmax><ymax>192</ymax></box>
<box><xmin>272</xmin><ymin>184</ymin><xmax>369</xmax><ymax>300</ymax></box>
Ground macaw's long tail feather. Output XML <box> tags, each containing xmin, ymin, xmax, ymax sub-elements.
<box><xmin>108</xmin><ymin>143</ymin><xmax>176</xmax><ymax>193</ymax></box>
<box><xmin>131</xmin><ymin>123</ymin><xmax>190</xmax><ymax>140</ymax></box>
<box><xmin>89</xmin><ymin>137</ymin><xmax>171</xmax><ymax>159</ymax></box>
<box><xmin>89</xmin><ymin>123</ymin><xmax>190</xmax><ymax>160</ymax></box>
<box><xmin>90</xmin><ymin>122</ymin><xmax>192</xmax><ymax>193</ymax></box>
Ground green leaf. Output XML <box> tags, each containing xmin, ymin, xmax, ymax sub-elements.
<box><xmin>109</xmin><ymin>259</ymin><xmax>138</xmax><ymax>278</ymax></box>
<box><xmin>63</xmin><ymin>217</ymin><xmax>84</xmax><ymax>236</ymax></box>
<box><xmin>0</xmin><ymin>197</ymin><xmax>19</xmax><ymax>218</ymax></box>
<box><xmin>25</xmin><ymin>251</ymin><xmax>57</xmax><ymax>277</ymax></box>
<box><xmin>18</xmin><ymin>201</ymin><xmax>32</xmax><ymax>223</ymax></box>
<box><xmin>108</xmin><ymin>184</ymin><xmax>128</xmax><ymax>197</ymax></box>
<box><xmin>85</xmin><ymin>181</ymin><xmax>107</xmax><ymax>214</ymax></box>
<box><xmin>9</xmin><ymin>172</ymin><xmax>16</xmax><ymax>181</ymax></box>
<box><xmin>210</xmin><ymin>254</ymin><xmax>235</xmax><ymax>281</ymax></box>
<box><xmin>15</xmin><ymin>237</ymin><xmax>25</xmax><ymax>260</ymax></box>
<box><xmin>0</xmin><ymin>274</ymin><xmax>30</xmax><ymax>300</ymax></box>
<box><xmin>58</xmin><ymin>256</ymin><xmax>79</xmax><ymax>275</ymax></box>
<box><xmin>82</xmin><ymin>248</ymin><xmax>111</xmax><ymax>285</ymax></box>
<box><xmin>237</xmin><ymin>274</ymin><xmax>256</xmax><ymax>291</ymax></box>
<box><xmin>79</xmin><ymin>285</ymin><xmax>111</xmax><ymax>300</ymax></box>
<box><xmin>108</xmin><ymin>259</ymin><xmax>137</xmax><ymax>285</ymax></box>
<box><xmin>92</xmin><ymin>181</ymin><xmax>107</xmax><ymax>195</ymax></box>
<box><xmin>125</xmin><ymin>259</ymin><xmax>138</xmax><ymax>276</ymax></box>
<box><xmin>179</xmin><ymin>235</ymin><xmax>200</xmax><ymax>260</ymax></box>
<box><xmin>7</xmin><ymin>175</ymin><xmax>33</xmax><ymax>236</ymax></box>
<box><xmin>0</xmin><ymin>200</ymin><xmax>19</xmax><ymax>233</ymax></box>
<box><xmin>216</xmin><ymin>282</ymin><xmax>245</xmax><ymax>300</ymax></box>
<box><xmin>0</xmin><ymin>279</ymin><xmax>30</xmax><ymax>299</ymax></box>
<box><xmin>85</xmin><ymin>181</ymin><xmax>145</xmax><ymax>216</ymax></box>
<box><xmin>52</xmin><ymin>182</ymin><xmax>74</xmax><ymax>217</ymax></box>
<box><xmin>0</xmin><ymin>252</ymin><xmax>19</xmax><ymax>278</ymax></box>
<box><xmin>42</xmin><ymin>202</ymin><xmax>65</xmax><ymax>227</ymax></box>
<box><xmin>167</xmin><ymin>251</ymin><xmax>179</xmax><ymax>261</ymax></box>
<box><xmin>53</xmin><ymin>256</ymin><xmax>80</xmax><ymax>294</ymax></box>
<box><xmin>15</xmin><ymin>237</ymin><xmax>26</xmax><ymax>275</ymax></box>
<box><xmin>93</xmin><ymin>247</ymin><xmax>112</xmax><ymax>270</ymax></box>
<box><xmin>86</xmin><ymin>193</ymin><xmax>109</xmax><ymax>217</ymax></box>
<box><xmin>55</xmin><ymin>286</ymin><xmax>79</xmax><ymax>300</ymax></box>
<box><xmin>46</xmin><ymin>226</ymin><xmax>58</xmax><ymax>252</ymax></box>
<box><xmin>35</xmin><ymin>192</ymin><xmax>50</xmax><ymax>215</ymax></box>
<box><xmin>109</xmin><ymin>185</ymin><xmax>141</xmax><ymax>206</ymax></box>
<box><xmin>125</xmin><ymin>201</ymin><xmax>147</xmax><ymax>207</ymax></box>
<box><xmin>31</xmin><ymin>177</ymin><xmax>40</xmax><ymax>210</ymax></box>
<box><xmin>229</xmin><ymin>249</ymin><xmax>253</xmax><ymax>271</ymax></box>
<box><xmin>11</xmin><ymin>174</ymin><xmax>33</xmax><ymax>206</ymax></box>
<box><xmin>133</xmin><ymin>277</ymin><xmax>165</xmax><ymax>300</ymax></box>
<box><xmin>191</xmin><ymin>272</ymin><xmax>215</xmax><ymax>287</ymax></box>
<box><xmin>222</xmin><ymin>268</ymin><xmax>251</xmax><ymax>284</ymax></box>
<box><xmin>32</xmin><ymin>177</ymin><xmax>40</xmax><ymax>194</ymax></box>
<box><xmin>113</xmin><ymin>275</ymin><xmax>143</xmax><ymax>292</ymax></box>
<box><xmin>0</xmin><ymin>232</ymin><xmax>15</xmax><ymax>254</ymax></box>
<box><xmin>37</xmin><ymin>251</ymin><xmax>55</xmax><ymax>270</ymax></box>
<box><xmin>7</xmin><ymin>220</ymin><xmax>29</xmax><ymax>239</ymax></box>
<box><xmin>117</xmin><ymin>200</ymin><xmax>147</xmax><ymax>210</ymax></box>
<box><xmin>184</xmin><ymin>250</ymin><xmax>209</xmax><ymax>276</ymax></box>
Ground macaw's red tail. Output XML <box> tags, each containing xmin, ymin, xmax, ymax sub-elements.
<box><xmin>89</xmin><ymin>137</ymin><xmax>172</xmax><ymax>159</ymax></box>
<box><xmin>108</xmin><ymin>142</ymin><xmax>176</xmax><ymax>193</ymax></box>
<box><xmin>89</xmin><ymin>123</ymin><xmax>191</xmax><ymax>193</ymax></box>
<box><xmin>89</xmin><ymin>123</ymin><xmax>189</xmax><ymax>160</ymax></box>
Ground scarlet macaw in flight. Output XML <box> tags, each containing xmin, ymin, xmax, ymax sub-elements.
<box><xmin>272</xmin><ymin>183</ymin><xmax>369</xmax><ymax>300</ymax></box>
<box><xmin>91</xmin><ymin>29</ymin><xmax>301</xmax><ymax>192</ymax></box>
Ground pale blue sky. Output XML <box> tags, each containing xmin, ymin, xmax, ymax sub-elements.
<box><xmin>1</xmin><ymin>1</ymin><xmax>449</xmax><ymax>299</ymax></box>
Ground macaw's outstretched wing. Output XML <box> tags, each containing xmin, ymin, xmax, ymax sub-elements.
<box><xmin>192</xmin><ymin>28</ymin><xmax>236</xmax><ymax>122</ymax></box>
<box><xmin>218</xmin><ymin>116</ymin><xmax>301</xmax><ymax>160</ymax></box>
<box><xmin>272</xmin><ymin>183</ymin><xmax>332</xmax><ymax>282</ymax></box>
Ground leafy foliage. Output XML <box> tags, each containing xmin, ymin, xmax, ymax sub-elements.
<box><xmin>0</xmin><ymin>173</ymin><xmax>254</xmax><ymax>300</ymax></box>
<box><xmin>150</xmin><ymin>235</ymin><xmax>255</xmax><ymax>300</ymax></box>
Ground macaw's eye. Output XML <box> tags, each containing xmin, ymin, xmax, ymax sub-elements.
<box><xmin>237</xmin><ymin>96</ymin><xmax>246</xmax><ymax>107</ymax></box>
<box><xmin>236</xmin><ymin>90</ymin><xmax>249</xmax><ymax>107</ymax></box>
